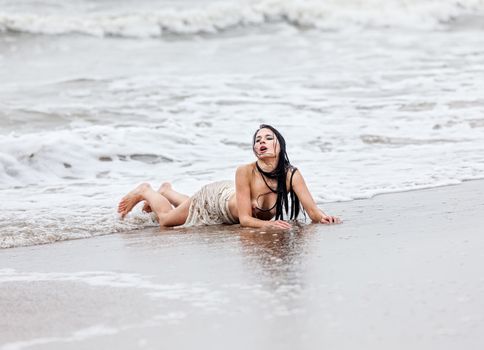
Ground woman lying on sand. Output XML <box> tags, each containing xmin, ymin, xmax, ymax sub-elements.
<box><xmin>118</xmin><ymin>124</ymin><xmax>341</xmax><ymax>229</ymax></box>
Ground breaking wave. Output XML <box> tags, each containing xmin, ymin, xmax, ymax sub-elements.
<box><xmin>1</xmin><ymin>0</ymin><xmax>484</xmax><ymax>38</ymax></box>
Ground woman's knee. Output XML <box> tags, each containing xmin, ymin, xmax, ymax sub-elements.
<box><xmin>157</xmin><ymin>200</ymin><xmax>190</xmax><ymax>227</ymax></box>
<box><xmin>157</xmin><ymin>213</ymin><xmax>168</xmax><ymax>227</ymax></box>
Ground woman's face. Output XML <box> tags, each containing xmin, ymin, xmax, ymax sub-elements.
<box><xmin>253</xmin><ymin>128</ymin><xmax>280</xmax><ymax>159</ymax></box>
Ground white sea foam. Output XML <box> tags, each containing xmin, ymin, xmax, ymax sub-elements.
<box><xmin>1</xmin><ymin>0</ymin><xmax>484</xmax><ymax>38</ymax></box>
<box><xmin>0</xmin><ymin>268</ymin><xmax>304</xmax><ymax>314</ymax></box>
<box><xmin>1</xmin><ymin>326</ymin><xmax>119</xmax><ymax>350</ymax></box>
<box><xmin>0</xmin><ymin>269</ymin><xmax>245</xmax><ymax>310</ymax></box>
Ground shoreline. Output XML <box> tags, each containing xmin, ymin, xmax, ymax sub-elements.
<box><xmin>3</xmin><ymin>177</ymin><xmax>484</xmax><ymax>250</ymax></box>
<box><xmin>1</xmin><ymin>179</ymin><xmax>484</xmax><ymax>349</ymax></box>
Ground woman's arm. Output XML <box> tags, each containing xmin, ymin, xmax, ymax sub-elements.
<box><xmin>291</xmin><ymin>169</ymin><xmax>341</xmax><ymax>224</ymax></box>
<box><xmin>235</xmin><ymin>165</ymin><xmax>291</xmax><ymax>229</ymax></box>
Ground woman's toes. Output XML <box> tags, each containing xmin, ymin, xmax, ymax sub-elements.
<box><xmin>159</xmin><ymin>182</ymin><xmax>172</xmax><ymax>194</ymax></box>
<box><xmin>117</xmin><ymin>182</ymin><xmax>152</xmax><ymax>219</ymax></box>
<box><xmin>117</xmin><ymin>202</ymin><xmax>125</xmax><ymax>213</ymax></box>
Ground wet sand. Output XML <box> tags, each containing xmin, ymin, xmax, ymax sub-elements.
<box><xmin>1</xmin><ymin>180</ymin><xmax>484</xmax><ymax>350</ymax></box>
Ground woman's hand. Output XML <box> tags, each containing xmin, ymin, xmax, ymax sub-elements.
<box><xmin>264</xmin><ymin>220</ymin><xmax>292</xmax><ymax>230</ymax></box>
<box><xmin>318</xmin><ymin>210</ymin><xmax>341</xmax><ymax>224</ymax></box>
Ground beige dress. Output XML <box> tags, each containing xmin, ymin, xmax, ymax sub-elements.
<box><xmin>182</xmin><ymin>180</ymin><xmax>239</xmax><ymax>227</ymax></box>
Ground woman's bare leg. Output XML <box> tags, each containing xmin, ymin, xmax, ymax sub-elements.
<box><xmin>118</xmin><ymin>183</ymin><xmax>191</xmax><ymax>227</ymax></box>
<box><xmin>157</xmin><ymin>198</ymin><xmax>192</xmax><ymax>227</ymax></box>
<box><xmin>118</xmin><ymin>183</ymin><xmax>172</xmax><ymax>220</ymax></box>
<box><xmin>161</xmin><ymin>182</ymin><xmax>190</xmax><ymax>207</ymax></box>
<box><xmin>142</xmin><ymin>182</ymin><xmax>190</xmax><ymax>212</ymax></box>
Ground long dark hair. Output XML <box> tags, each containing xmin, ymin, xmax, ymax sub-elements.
<box><xmin>252</xmin><ymin>124</ymin><xmax>303</xmax><ymax>220</ymax></box>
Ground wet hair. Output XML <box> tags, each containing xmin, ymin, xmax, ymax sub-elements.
<box><xmin>252</xmin><ymin>124</ymin><xmax>303</xmax><ymax>220</ymax></box>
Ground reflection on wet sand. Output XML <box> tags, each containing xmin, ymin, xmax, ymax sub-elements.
<box><xmin>121</xmin><ymin>223</ymin><xmax>315</xmax><ymax>288</ymax></box>
<box><xmin>119</xmin><ymin>223</ymin><xmax>319</xmax><ymax>325</ymax></box>
<box><xmin>119</xmin><ymin>223</ymin><xmax>320</xmax><ymax>287</ymax></box>
<box><xmin>237</xmin><ymin>223</ymin><xmax>314</xmax><ymax>285</ymax></box>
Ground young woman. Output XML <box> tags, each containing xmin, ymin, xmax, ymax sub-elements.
<box><xmin>117</xmin><ymin>124</ymin><xmax>341</xmax><ymax>229</ymax></box>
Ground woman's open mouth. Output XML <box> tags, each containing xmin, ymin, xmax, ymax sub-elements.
<box><xmin>260</xmin><ymin>146</ymin><xmax>267</xmax><ymax>153</ymax></box>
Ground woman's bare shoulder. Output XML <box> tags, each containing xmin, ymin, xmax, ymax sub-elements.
<box><xmin>236</xmin><ymin>162</ymin><xmax>256</xmax><ymax>174</ymax></box>
<box><xmin>282</xmin><ymin>164</ymin><xmax>298</xmax><ymax>189</ymax></box>
<box><xmin>286</xmin><ymin>164</ymin><xmax>299</xmax><ymax>176</ymax></box>
<box><xmin>235</xmin><ymin>163</ymin><xmax>256</xmax><ymax>185</ymax></box>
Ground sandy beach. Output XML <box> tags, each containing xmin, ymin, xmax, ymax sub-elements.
<box><xmin>1</xmin><ymin>180</ymin><xmax>483</xmax><ymax>350</ymax></box>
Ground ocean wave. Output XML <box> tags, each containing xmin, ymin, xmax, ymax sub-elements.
<box><xmin>0</xmin><ymin>125</ymin><xmax>180</xmax><ymax>188</ymax></box>
<box><xmin>1</xmin><ymin>0</ymin><xmax>484</xmax><ymax>38</ymax></box>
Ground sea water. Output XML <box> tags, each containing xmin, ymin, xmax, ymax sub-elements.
<box><xmin>1</xmin><ymin>0</ymin><xmax>484</xmax><ymax>248</ymax></box>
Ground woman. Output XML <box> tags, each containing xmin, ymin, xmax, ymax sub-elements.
<box><xmin>117</xmin><ymin>124</ymin><xmax>341</xmax><ymax>229</ymax></box>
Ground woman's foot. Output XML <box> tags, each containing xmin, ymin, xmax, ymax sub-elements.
<box><xmin>142</xmin><ymin>182</ymin><xmax>172</xmax><ymax>213</ymax></box>
<box><xmin>118</xmin><ymin>183</ymin><xmax>150</xmax><ymax>219</ymax></box>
